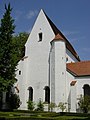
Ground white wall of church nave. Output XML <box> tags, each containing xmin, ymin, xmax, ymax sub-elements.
<box><xmin>76</xmin><ymin>77</ymin><xmax>90</xmax><ymax>98</ymax></box>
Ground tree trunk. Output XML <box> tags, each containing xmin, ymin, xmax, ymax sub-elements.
<box><xmin>2</xmin><ymin>92</ymin><xmax>9</xmax><ymax>110</ymax></box>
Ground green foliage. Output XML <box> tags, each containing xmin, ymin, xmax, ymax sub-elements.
<box><xmin>8</xmin><ymin>93</ymin><xmax>20</xmax><ymax>110</ymax></box>
<box><xmin>27</xmin><ymin>100</ymin><xmax>35</xmax><ymax>111</ymax></box>
<box><xmin>0</xmin><ymin>3</ymin><xmax>29</xmax><ymax>110</ymax></box>
<box><xmin>37</xmin><ymin>99</ymin><xmax>44</xmax><ymax>111</ymax></box>
<box><xmin>0</xmin><ymin>111</ymin><xmax>90</xmax><ymax>120</ymax></box>
<box><xmin>48</xmin><ymin>102</ymin><xmax>56</xmax><ymax>112</ymax></box>
<box><xmin>58</xmin><ymin>102</ymin><xmax>66</xmax><ymax>112</ymax></box>
<box><xmin>12</xmin><ymin>32</ymin><xmax>29</xmax><ymax>60</ymax></box>
<box><xmin>78</xmin><ymin>95</ymin><xmax>90</xmax><ymax>113</ymax></box>
<box><xmin>0</xmin><ymin>3</ymin><xmax>29</xmax><ymax>92</ymax></box>
<box><xmin>0</xmin><ymin>76</ymin><xmax>8</xmax><ymax>91</ymax></box>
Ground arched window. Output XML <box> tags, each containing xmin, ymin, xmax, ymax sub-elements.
<box><xmin>28</xmin><ymin>87</ymin><xmax>33</xmax><ymax>101</ymax></box>
<box><xmin>44</xmin><ymin>86</ymin><xmax>50</xmax><ymax>103</ymax></box>
<box><xmin>83</xmin><ymin>84</ymin><xmax>90</xmax><ymax>96</ymax></box>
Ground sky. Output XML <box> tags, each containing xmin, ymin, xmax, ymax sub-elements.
<box><xmin>0</xmin><ymin>0</ymin><xmax>90</xmax><ymax>61</ymax></box>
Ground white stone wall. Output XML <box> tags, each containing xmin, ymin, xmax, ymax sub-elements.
<box><xmin>70</xmin><ymin>84</ymin><xmax>77</xmax><ymax>112</ymax></box>
<box><xmin>75</xmin><ymin>77</ymin><xmax>90</xmax><ymax>111</ymax></box>
<box><xmin>66</xmin><ymin>71</ymin><xmax>75</xmax><ymax>112</ymax></box>
<box><xmin>66</xmin><ymin>74</ymin><xmax>90</xmax><ymax>112</ymax></box>
<box><xmin>20</xmin><ymin>9</ymin><xmax>55</xmax><ymax>108</ymax></box>
<box><xmin>54</xmin><ymin>41</ymin><xmax>66</xmax><ymax>105</ymax></box>
<box><xmin>50</xmin><ymin>42</ymin><xmax>55</xmax><ymax>104</ymax></box>
<box><xmin>76</xmin><ymin>77</ymin><xmax>90</xmax><ymax>98</ymax></box>
<box><xmin>15</xmin><ymin>57</ymin><xmax>29</xmax><ymax>110</ymax></box>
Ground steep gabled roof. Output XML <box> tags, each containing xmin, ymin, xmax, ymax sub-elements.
<box><xmin>44</xmin><ymin>10</ymin><xmax>80</xmax><ymax>61</ymax></box>
<box><xmin>67</xmin><ymin>61</ymin><xmax>90</xmax><ymax>77</ymax></box>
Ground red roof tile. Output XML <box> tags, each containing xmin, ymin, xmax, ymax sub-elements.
<box><xmin>53</xmin><ymin>33</ymin><xmax>65</xmax><ymax>41</ymax></box>
<box><xmin>67</xmin><ymin>61</ymin><xmax>90</xmax><ymax>76</ymax></box>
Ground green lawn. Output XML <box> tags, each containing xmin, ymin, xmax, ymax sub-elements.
<box><xmin>0</xmin><ymin>111</ymin><xmax>90</xmax><ymax>120</ymax></box>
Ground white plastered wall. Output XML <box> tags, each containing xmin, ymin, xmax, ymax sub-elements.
<box><xmin>54</xmin><ymin>41</ymin><xmax>66</xmax><ymax>106</ymax></box>
<box><xmin>22</xmin><ymin>9</ymin><xmax>55</xmax><ymax>108</ymax></box>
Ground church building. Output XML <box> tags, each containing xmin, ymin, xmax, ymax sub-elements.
<box><xmin>16</xmin><ymin>9</ymin><xmax>90</xmax><ymax>112</ymax></box>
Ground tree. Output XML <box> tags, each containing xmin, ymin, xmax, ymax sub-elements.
<box><xmin>0</xmin><ymin>3</ymin><xmax>29</xmax><ymax>110</ymax></box>
<box><xmin>0</xmin><ymin>3</ymin><xmax>19</xmax><ymax>110</ymax></box>
<box><xmin>78</xmin><ymin>95</ymin><xmax>90</xmax><ymax>113</ymax></box>
<box><xmin>12</xmin><ymin>32</ymin><xmax>29</xmax><ymax>61</ymax></box>
<box><xmin>0</xmin><ymin>3</ymin><xmax>17</xmax><ymax>92</ymax></box>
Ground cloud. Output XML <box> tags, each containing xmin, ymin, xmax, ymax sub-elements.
<box><xmin>27</xmin><ymin>10</ymin><xmax>38</xmax><ymax>19</ymax></box>
<box><xmin>63</xmin><ymin>30</ymin><xmax>79</xmax><ymax>36</ymax></box>
<box><xmin>63</xmin><ymin>30</ymin><xmax>86</xmax><ymax>43</ymax></box>
<box><xmin>82</xmin><ymin>47</ymin><xmax>90</xmax><ymax>52</ymax></box>
<box><xmin>70</xmin><ymin>36</ymin><xmax>86</xmax><ymax>42</ymax></box>
<box><xmin>14</xmin><ymin>10</ymin><xmax>23</xmax><ymax>21</ymax></box>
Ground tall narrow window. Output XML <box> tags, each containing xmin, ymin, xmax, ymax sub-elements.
<box><xmin>44</xmin><ymin>86</ymin><xmax>50</xmax><ymax>103</ymax></box>
<box><xmin>19</xmin><ymin>70</ymin><xmax>21</xmax><ymax>75</ymax></box>
<box><xmin>28</xmin><ymin>87</ymin><xmax>33</xmax><ymax>101</ymax></box>
<box><xmin>38</xmin><ymin>32</ymin><xmax>42</xmax><ymax>42</ymax></box>
<box><xmin>83</xmin><ymin>84</ymin><xmax>90</xmax><ymax>96</ymax></box>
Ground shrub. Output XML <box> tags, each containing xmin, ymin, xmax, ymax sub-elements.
<box><xmin>58</xmin><ymin>102</ymin><xmax>67</xmax><ymax>112</ymax></box>
<box><xmin>27</xmin><ymin>100</ymin><xmax>35</xmax><ymax>111</ymax></box>
<box><xmin>78</xmin><ymin>95</ymin><xmax>90</xmax><ymax>113</ymax></box>
<box><xmin>48</xmin><ymin>103</ymin><xmax>56</xmax><ymax>112</ymax></box>
<box><xmin>8</xmin><ymin>93</ymin><xmax>20</xmax><ymax>110</ymax></box>
<box><xmin>37</xmin><ymin>99</ymin><xmax>44</xmax><ymax>111</ymax></box>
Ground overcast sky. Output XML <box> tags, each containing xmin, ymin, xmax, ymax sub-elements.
<box><xmin>0</xmin><ymin>0</ymin><xmax>90</xmax><ymax>61</ymax></box>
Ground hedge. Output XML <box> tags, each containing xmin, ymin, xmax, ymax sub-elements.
<box><xmin>0</xmin><ymin>111</ymin><xmax>90</xmax><ymax>120</ymax></box>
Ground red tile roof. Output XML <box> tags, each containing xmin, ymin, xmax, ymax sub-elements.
<box><xmin>53</xmin><ymin>33</ymin><xmax>65</xmax><ymax>41</ymax></box>
<box><xmin>67</xmin><ymin>61</ymin><xmax>90</xmax><ymax>76</ymax></box>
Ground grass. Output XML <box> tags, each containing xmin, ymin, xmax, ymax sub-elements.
<box><xmin>0</xmin><ymin>111</ymin><xmax>90</xmax><ymax>120</ymax></box>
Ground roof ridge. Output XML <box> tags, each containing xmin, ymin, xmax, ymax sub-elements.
<box><xmin>79</xmin><ymin>60</ymin><xmax>90</xmax><ymax>63</ymax></box>
<box><xmin>67</xmin><ymin>60</ymin><xmax>90</xmax><ymax>65</ymax></box>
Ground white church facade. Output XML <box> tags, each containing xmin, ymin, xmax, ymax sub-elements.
<box><xmin>16</xmin><ymin>9</ymin><xmax>90</xmax><ymax>112</ymax></box>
